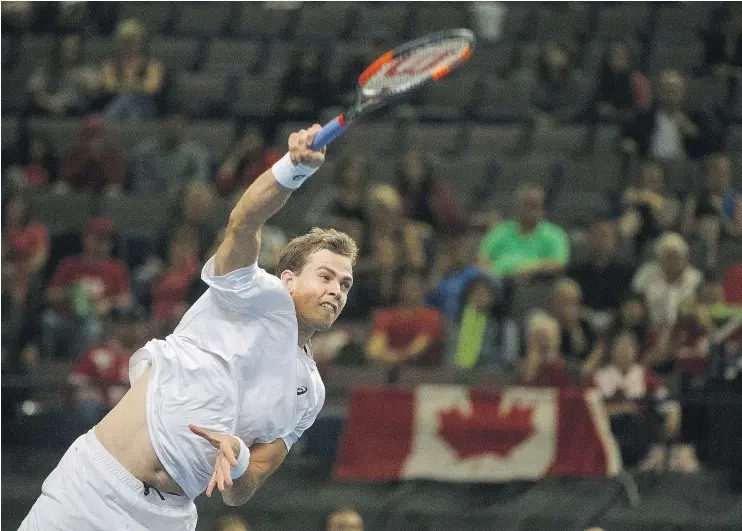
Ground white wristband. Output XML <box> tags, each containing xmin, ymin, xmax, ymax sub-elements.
<box><xmin>230</xmin><ymin>438</ymin><xmax>250</xmax><ymax>480</ymax></box>
<box><xmin>271</xmin><ymin>152</ymin><xmax>318</xmax><ymax>190</ymax></box>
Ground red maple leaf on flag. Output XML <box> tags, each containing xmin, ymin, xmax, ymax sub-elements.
<box><xmin>437</xmin><ymin>390</ymin><xmax>536</xmax><ymax>460</ymax></box>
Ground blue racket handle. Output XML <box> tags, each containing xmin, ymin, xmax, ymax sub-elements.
<box><xmin>309</xmin><ymin>116</ymin><xmax>347</xmax><ymax>151</ymax></box>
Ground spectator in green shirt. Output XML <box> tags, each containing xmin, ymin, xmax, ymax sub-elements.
<box><xmin>479</xmin><ymin>183</ymin><xmax>569</xmax><ymax>278</ymax></box>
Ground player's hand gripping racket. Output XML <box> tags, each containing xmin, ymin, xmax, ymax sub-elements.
<box><xmin>309</xmin><ymin>28</ymin><xmax>475</xmax><ymax>150</ymax></box>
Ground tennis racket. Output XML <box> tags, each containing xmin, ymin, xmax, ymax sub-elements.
<box><xmin>309</xmin><ymin>28</ymin><xmax>475</xmax><ymax>150</ymax></box>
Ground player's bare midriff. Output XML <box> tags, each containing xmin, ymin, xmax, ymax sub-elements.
<box><xmin>94</xmin><ymin>366</ymin><xmax>187</xmax><ymax>497</ymax></box>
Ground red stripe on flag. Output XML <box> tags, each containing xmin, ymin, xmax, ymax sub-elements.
<box><xmin>335</xmin><ymin>387</ymin><xmax>415</xmax><ymax>481</ymax></box>
<box><xmin>547</xmin><ymin>387</ymin><xmax>608</xmax><ymax>477</ymax></box>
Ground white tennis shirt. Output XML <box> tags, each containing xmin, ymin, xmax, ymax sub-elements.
<box><xmin>128</xmin><ymin>256</ymin><xmax>325</xmax><ymax>500</ymax></box>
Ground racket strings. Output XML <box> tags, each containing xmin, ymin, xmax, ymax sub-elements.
<box><xmin>363</xmin><ymin>38</ymin><xmax>471</xmax><ymax>94</ymax></box>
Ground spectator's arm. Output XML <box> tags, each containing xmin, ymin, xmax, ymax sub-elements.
<box><xmin>581</xmin><ymin>341</ymin><xmax>604</xmax><ymax>375</ymax></box>
<box><xmin>142</xmin><ymin>61</ymin><xmax>163</xmax><ymax>95</ymax></box>
<box><xmin>403</xmin><ymin>334</ymin><xmax>432</xmax><ymax>360</ymax></box>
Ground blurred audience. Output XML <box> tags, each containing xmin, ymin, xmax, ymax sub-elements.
<box><xmin>307</xmin><ymin>154</ymin><xmax>370</xmax><ymax>229</ymax></box>
<box><xmin>594</xmin><ymin>41</ymin><xmax>650</xmax><ymax>123</ymax></box>
<box><xmin>216</xmin><ymin>127</ymin><xmax>282</xmax><ymax>197</ymax></box>
<box><xmin>129</xmin><ymin>112</ymin><xmax>211</xmax><ymax>195</ymax></box>
<box><xmin>532</xmin><ymin>41</ymin><xmax>584</xmax><ymax>124</ymax></box>
<box><xmin>42</xmin><ymin>217</ymin><xmax>132</xmax><ymax>360</ymax></box>
<box><xmin>326</xmin><ymin>507</ymin><xmax>364</xmax><ymax>531</ymax></box>
<box><xmin>28</xmin><ymin>33</ymin><xmax>99</xmax><ymax>116</ymax></box>
<box><xmin>521</xmin><ymin>312</ymin><xmax>573</xmax><ymax>387</ymax></box>
<box><xmin>280</xmin><ymin>47</ymin><xmax>330</xmax><ymax>121</ymax></box>
<box><xmin>10</xmin><ymin>132</ymin><xmax>58</xmax><ymax>190</ymax></box>
<box><xmin>366</xmin><ymin>270</ymin><xmax>444</xmax><ymax>367</ymax></box>
<box><xmin>550</xmin><ymin>278</ymin><xmax>599</xmax><ymax>372</ymax></box>
<box><xmin>58</xmin><ymin>116</ymin><xmax>125</xmax><ymax>196</ymax></box>
<box><xmin>479</xmin><ymin>183</ymin><xmax>569</xmax><ymax>279</ymax></box>
<box><xmin>446</xmin><ymin>276</ymin><xmax>520</xmax><ymax>372</ymax></box>
<box><xmin>102</xmin><ymin>19</ymin><xmax>163</xmax><ymax>120</ymax></box>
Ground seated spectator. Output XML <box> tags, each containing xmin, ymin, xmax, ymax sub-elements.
<box><xmin>129</xmin><ymin>112</ymin><xmax>211</xmax><ymax>195</ymax></box>
<box><xmin>11</xmin><ymin>132</ymin><xmax>58</xmax><ymax>190</ymax></box>
<box><xmin>521</xmin><ymin>312</ymin><xmax>574</xmax><ymax>387</ymax></box>
<box><xmin>151</xmin><ymin>226</ymin><xmax>201</xmax><ymax>328</ymax></box>
<box><xmin>3</xmin><ymin>195</ymin><xmax>49</xmax><ymax>279</ymax></box>
<box><xmin>306</xmin><ymin>154</ymin><xmax>370</xmax><ymax>229</ymax></box>
<box><xmin>395</xmin><ymin>150</ymin><xmax>468</xmax><ymax>235</ymax></box>
<box><xmin>681</xmin><ymin>153</ymin><xmax>742</xmax><ymax>270</ymax></box>
<box><xmin>632</xmin><ymin>232</ymin><xmax>703</xmax><ymax>329</ymax></box>
<box><xmin>365</xmin><ymin>270</ymin><xmax>444</xmax><ymax>367</ymax></box>
<box><xmin>68</xmin><ymin>307</ymin><xmax>145</xmax><ymax>427</ymax></box>
<box><xmin>619</xmin><ymin>161</ymin><xmax>681</xmax><ymax>259</ymax></box>
<box><xmin>621</xmin><ymin>70</ymin><xmax>721</xmax><ymax>162</ymax></box>
<box><xmin>165</xmin><ymin>182</ymin><xmax>220</xmax><ymax>261</ymax></box>
<box><xmin>28</xmin><ymin>34</ymin><xmax>99</xmax><ymax>116</ymax></box>
<box><xmin>532</xmin><ymin>41</ymin><xmax>584</xmax><ymax>124</ymax></box>
<box><xmin>216</xmin><ymin>127</ymin><xmax>281</xmax><ymax>197</ymax></box>
<box><xmin>42</xmin><ymin>217</ymin><xmax>133</xmax><ymax>360</ymax></box>
<box><xmin>102</xmin><ymin>19</ymin><xmax>163</xmax><ymax>121</ymax></box>
<box><xmin>593</xmin><ymin>329</ymin><xmax>686</xmax><ymax>471</ymax></box>
<box><xmin>326</xmin><ymin>507</ymin><xmax>364</xmax><ymax>531</ymax></box>
<box><xmin>279</xmin><ymin>48</ymin><xmax>331</xmax><ymax>121</ymax></box>
<box><xmin>426</xmin><ymin>232</ymin><xmax>484</xmax><ymax>321</ymax></box>
<box><xmin>567</xmin><ymin>220</ymin><xmax>635</xmax><ymax>330</ymax></box>
<box><xmin>479</xmin><ymin>183</ymin><xmax>569</xmax><ymax>279</ymax></box>
<box><xmin>550</xmin><ymin>278</ymin><xmax>599</xmax><ymax>371</ymax></box>
<box><xmin>58</xmin><ymin>116</ymin><xmax>125</xmax><ymax>196</ymax></box>
<box><xmin>594</xmin><ymin>41</ymin><xmax>650</xmax><ymax>123</ymax></box>
<box><xmin>447</xmin><ymin>276</ymin><xmax>520</xmax><ymax>372</ymax></box>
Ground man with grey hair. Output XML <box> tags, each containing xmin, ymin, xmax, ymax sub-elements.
<box><xmin>631</xmin><ymin>232</ymin><xmax>703</xmax><ymax>329</ymax></box>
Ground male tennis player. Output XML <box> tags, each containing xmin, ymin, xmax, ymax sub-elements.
<box><xmin>20</xmin><ymin>125</ymin><xmax>357</xmax><ymax>531</ymax></box>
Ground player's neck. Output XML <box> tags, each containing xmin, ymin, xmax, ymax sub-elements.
<box><xmin>297</xmin><ymin>324</ymin><xmax>314</xmax><ymax>350</ymax></box>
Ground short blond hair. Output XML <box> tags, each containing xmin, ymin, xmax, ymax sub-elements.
<box><xmin>655</xmin><ymin>232</ymin><xmax>688</xmax><ymax>258</ymax></box>
<box><xmin>276</xmin><ymin>227</ymin><xmax>358</xmax><ymax>275</ymax></box>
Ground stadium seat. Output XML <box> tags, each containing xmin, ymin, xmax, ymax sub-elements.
<box><xmin>593</xmin><ymin>3</ymin><xmax>649</xmax><ymax>41</ymax></box>
<box><xmin>404</xmin><ymin>123</ymin><xmax>463</xmax><ymax>156</ymax></box>
<box><xmin>119</xmin><ymin>2</ymin><xmax>173</xmax><ymax>34</ymax></box>
<box><xmin>333</xmin><ymin>121</ymin><xmax>401</xmax><ymax>157</ymax></box>
<box><xmin>466</xmin><ymin>124</ymin><xmax>528</xmax><ymax>157</ymax></box>
<box><xmin>498</xmin><ymin>4</ymin><xmax>534</xmax><ymax>42</ymax></box>
<box><xmin>18</xmin><ymin>34</ymin><xmax>56</xmax><ymax>72</ymax></box>
<box><xmin>1</xmin><ymin>116</ymin><xmax>19</xmax><ymax>150</ymax></box>
<box><xmin>533</xmin><ymin>5</ymin><xmax>590</xmax><ymax>43</ymax></box>
<box><xmin>174</xmin><ymin>2</ymin><xmax>232</xmax><ymax>36</ymax></box>
<box><xmin>170</xmin><ymin>73</ymin><xmax>229</xmax><ymax>118</ymax></box>
<box><xmin>592</xmin><ymin>125</ymin><xmax>621</xmax><ymax>156</ymax></box>
<box><xmin>417</xmin><ymin>72</ymin><xmax>478</xmax><ymax>121</ymax></box>
<box><xmin>263</xmin><ymin>40</ymin><xmax>299</xmax><ymax>80</ymax></box>
<box><xmin>475</xmin><ymin>72</ymin><xmax>535</xmax><ymax>123</ymax></box>
<box><xmin>326</xmin><ymin>41</ymin><xmax>364</xmax><ymax>83</ymax></box>
<box><xmin>1</xmin><ymin>70</ymin><xmax>28</xmax><ymax>113</ymax></box>
<box><xmin>467</xmin><ymin>41</ymin><xmax>517</xmax><ymax>78</ymax></box>
<box><xmin>2</xmin><ymin>35</ymin><xmax>12</xmax><ymax>69</ymax></box>
<box><xmin>549</xmin><ymin>192</ymin><xmax>613</xmax><ymax>229</ymax></box>
<box><xmin>235</xmin><ymin>4</ymin><xmax>291</xmax><ymax>39</ymax></box>
<box><xmin>495</xmin><ymin>156</ymin><xmax>556</xmax><ymax>192</ymax></box>
<box><xmin>294</xmin><ymin>3</ymin><xmax>353</xmax><ymax>42</ymax></box>
<box><xmin>149</xmin><ymin>37</ymin><xmax>201</xmax><ymax>72</ymax></box>
<box><xmin>432</xmin><ymin>156</ymin><xmax>493</xmax><ymax>204</ymax></box>
<box><xmin>230</xmin><ymin>76</ymin><xmax>280</xmax><ymax>119</ymax></box>
<box><xmin>99</xmin><ymin>194</ymin><xmax>173</xmax><ymax>236</ymax></box>
<box><xmin>648</xmin><ymin>44</ymin><xmax>704</xmax><ymax>76</ymax></box>
<box><xmin>725</xmin><ymin>125</ymin><xmax>742</xmax><ymax>153</ymax></box>
<box><xmin>654</xmin><ymin>3</ymin><xmax>710</xmax><ymax>45</ymax></box>
<box><xmin>560</xmin><ymin>155</ymin><xmax>623</xmax><ymax>195</ymax></box>
<box><xmin>83</xmin><ymin>35</ymin><xmax>115</xmax><ymax>66</ymax></box>
<box><xmin>529</xmin><ymin>124</ymin><xmax>588</xmax><ymax>157</ymax></box>
<box><xmin>410</xmin><ymin>5</ymin><xmax>469</xmax><ymax>37</ymax></box>
<box><xmin>184</xmin><ymin>120</ymin><xmax>236</xmax><ymax>160</ymax></box>
<box><xmin>203</xmin><ymin>39</ymin><xmax>263</xmax><ymax>75</ymax></box>
<box><xmin>353</xmin><ymin>5</ymin><xmax>410</xmax><ymax>41</ymax></box>
<box><xmin>685</xmin><ymin>76</ymin><xmax>729</xmax><ymax>114</ymax></box>
<box><xmin>107</xmin><ymin>120</ymin><xmax>157</xmax><ymax>156</ymax></box>
<box><xmin>26</xmin><ymin>118</ymin><xmax>81</xmax><ymax>158</ymax></box>
<box><xmin>28</xmin><ymin>191</ymin><xmax>95</xmax><ymax>235</ymax></box>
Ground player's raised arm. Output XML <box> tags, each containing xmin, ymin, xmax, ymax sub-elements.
<box><xmin>214</xmin><ymin>125</ymin><xmax>326</xmax><ymax>275</ymax></box>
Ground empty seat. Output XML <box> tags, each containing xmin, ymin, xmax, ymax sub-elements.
<box><xmin>28</xmin><ymin>191</ymin><xmax>95</xmax><ymax>235</ymax></box>
<box><xmin>417</xmin><ymin>72</ymin><xmax>477</xmax><ymax>121</ymax></box>
<box><xmin>230</xmin><ymin>76</ymin><xmax>280</xmax><ymax>118</ymax></box>
<box><xmin>534</xmin><ymin>5</ymin><xmax>590</xmax><ymax>43</ymax></box>
<box><xmin>466</xmin><ymin>41</ymin><xmax>516</xmax><ymax>77</ymax></box>
<box><xmin>727</xmin><ymin>125</ymin><xmax>742</xmax><ymax>153</ymax></box>
<box><xmin>475</xmin><ymin>73</ymin><xmax>535</xmax><ymax>122</ymax></box>
<box><xmin>174</xmin><ymin>2</ymin><xmax>232</xmax><ymax>36</ymax></box>
<box><xmin>294</xmin><ymin>4</ymin><xmax>352</xmax><ymax>41</ymax></box>
<box><xmin>149</xmin><ymin>37</ymin><xmax>200</xmax><ymax>71</ymax></box>
<box><xmin>235</xmin><ymin>4</ymin><xmax>291</xmax><ymax>38</ymax></box>
<box><xmin>654</xmin><ymin>4</ymin><xmax>709</xmax><ymax>45</ymax></box>
<box><xmin>530</xmin><ymin>124</ymin><xmax>588</xmax><ymax>156</ymax></box>
<box><xmin>171</xmin><ymin>73</ymin><xmax>228</xmax><ymax>118</ymax></box>
<box><xmin>1</xmin><ymin>70</ymin><xmax>28</xmax><ymax>113</ymax></box>
<box><xmin>648</xmin><ymin>44</ymin><xmax>703</xmax><ymax>76</ymax></box>
<box><xmin>466</xmin><ymin>124</ymin><xmax>527</xmax><ymax>157</ymax></box>
<box><xmin>593</xmin><ymin>3</ymin><xmax>649</xmax><ymax>41</ymax></box>
<box><xmin>185</xmin><ymin>120</ymin><xmax>236</xmax><ymax>160</ymax></box>
<box><xmin>685</xmin><ymin>76</ymin><xmax>729</xmax><ymax>113</ymax></box>
<box><xmin>83</xmin><ymin>35</ymin><xmax>115</xmax><ymax>66</ymax></box>
<box><xmin>18</xmin><ymin>34</ymin><xmax>56</xmax><ymax>71</ymax></box>
<box><xmin>498</xmin><ymin>4</ymin><xmax>533</xmax><ymax>41</ymax></box>
<box><xmin>410</xmin><ymin>5</ymin><xmax>469</xmax><ymax>36</ymax></box>
<box><xmin>560</xmin><ymin>156</ymin><xmax>623</xmax><ymax>195</ymax></box>
<box><xmin>433</xmin><ymin>156</ymin><xmax>493</xmax><ymax>205</ymax></box>
<box><xmin>203</xmin><ymin>39</ymin><xmax>262</xmax><ymax>74</ymax></box>
<box><xmin>327</xmin><ymin>41</ymin><xmax>364</xmax><ymax>83</ymax></box>
<box><xmin>264</xmin><ymin>40</ymin><xmax>299</xmax><ymax>79</ymax></box>
<box><xmin>119</xmin><ymin>2</ymin><xmax>173</xmax><ymax>33</ymax></box>
<box><xmin>549</xmin><ymin>192</ymin><xmax>613</xmax><ymax>229</ymax></box>
<box><xmin>353</xmin><ymin>5</ymin><xmax>410</xmax><ymax>40</ymax></box>
<box><xmin>26</xmin><ymin>118</ymin><xmax>81</xmax><ymax>157</ymax></box>
<box><xmin>2</xmin><ymin>117</ymin><xmax>19</xmax><ymax>149</ymax></box>
<box><xmin>404</xmin><ymin>123</ymin><xmax>462</xmax><ymax>155</ymax></box>
<box><xmin>334</xmin><ymin>121</ymin><xmax>400</xmax><ymax>157</ymax></box>
<box><xmin>592</xmin><ymin>125</ymin><xmax>621</xmax><ymax>156</ymax></box>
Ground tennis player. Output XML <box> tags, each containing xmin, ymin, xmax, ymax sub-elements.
<box><xmin>20</xmin><ymin>125</ymin><xmax>357</xmax><ymax>530</ymax></box>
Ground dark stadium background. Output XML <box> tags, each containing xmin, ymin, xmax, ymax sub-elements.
<box><xmin>2</xmin><ymin>2</ymin><xmax>742</xmax><ymax>530</ymax></box>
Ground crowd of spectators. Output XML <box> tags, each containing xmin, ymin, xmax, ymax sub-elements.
<box><xmin>2</xmin><ymin>2</ymin><xmax>742</xmax><ymax>481</ymax></box>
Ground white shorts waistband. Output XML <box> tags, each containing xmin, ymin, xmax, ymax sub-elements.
<box><xmin>85</xmin><ymin>429</ymin><xmax>191</xmax><ymax>509</ymax></box>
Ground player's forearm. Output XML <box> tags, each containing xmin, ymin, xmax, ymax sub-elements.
<box><xmin>228</xmin><ymin>169</ymin><xmax>294</xmax><ymax>234</ymax></box>
<box><xmin>222</xmin><ymin>462</ymin><xmax>269</xmax><ymax>506</ymax></box>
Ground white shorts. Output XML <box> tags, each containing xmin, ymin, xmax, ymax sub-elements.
<box><xmin>18</xmin><ymin>429</ymin><xmax>197</xmax><ymax>531</ymax></box>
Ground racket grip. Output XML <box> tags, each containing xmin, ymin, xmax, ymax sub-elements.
<box><xmin>309</xmin><ymin>116</ymin><xmax>347</xmax><ymax>151</ymax></box>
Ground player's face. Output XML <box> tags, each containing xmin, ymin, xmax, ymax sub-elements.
<box><xmin>289</xmin><ymin>249</ymin><xmax>353</xmax><ymax>331</ymax></box>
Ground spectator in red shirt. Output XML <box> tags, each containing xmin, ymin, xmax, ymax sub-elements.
<box><xmin>152</xmin><ymin>226</ymin><xmax>201</xmax><ymax>328</ymax></box>
<box><xmin>42</xmin><ymin>216</ymin><xmax>133</xmax><ymax>360</ymax></box>
<box><xmin>58</xmin><ymin>116</ymin><xmax>125</xmax><ymax>196</ymax></box>
<box><xmin>216</xmin><ymin>127</ymin><xmax>282</xmax><ymax>197</ymax></box>
<box><xmin>68</xmin><ymin>307</ymin><xmax>147</xmax><ymax>427</ymax></box>
<box><xmin>3</xmin><ymin>195</ymin><xmax>49</xmax><ymax>279</ymax></box>
<box><xmin>521</xmin><ymin>312</ymin><xmax>575</xmax><ymax>387</ymax></box>
<box><xmin>365</xmin><ymin>270</ymin><xmax>445</xmax><ymax>366</ymax></box>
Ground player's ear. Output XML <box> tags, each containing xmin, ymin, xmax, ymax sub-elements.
<box><xmin>280</xmin><ymin>269</ymin><xmax>296</xmax><ymax>294</ymax></box>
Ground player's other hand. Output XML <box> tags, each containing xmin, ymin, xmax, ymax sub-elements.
<box><xmin>288</xmin><ymin>124</ymin><xmax>326</xmax><ymax>168</ymax></box>
<box><xmin>189</xmin><ymin>423</ymin><xmax>242</xmax><ymax>497</ymax></box>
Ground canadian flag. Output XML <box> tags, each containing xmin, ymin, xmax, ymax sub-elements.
<box><xmin>335</xmin><ymin>385</ymin><xmax>622</xmax><ymax>482</ymax></box>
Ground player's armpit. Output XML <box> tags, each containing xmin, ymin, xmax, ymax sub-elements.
<box><xmin>224</xmin><ymin>440</ymin><xmax>287</xmax><ymax>506</ymax></box>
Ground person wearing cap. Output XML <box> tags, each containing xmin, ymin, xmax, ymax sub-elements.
<box><xmin>57</xmin><ymin>115</ymin><xmax>125</xmax><ymax>195</ymax></box>
<box><xmin>42</xmin><ymin>216</ymin><xmax>133</xmax><ymax>359</ymax></box>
